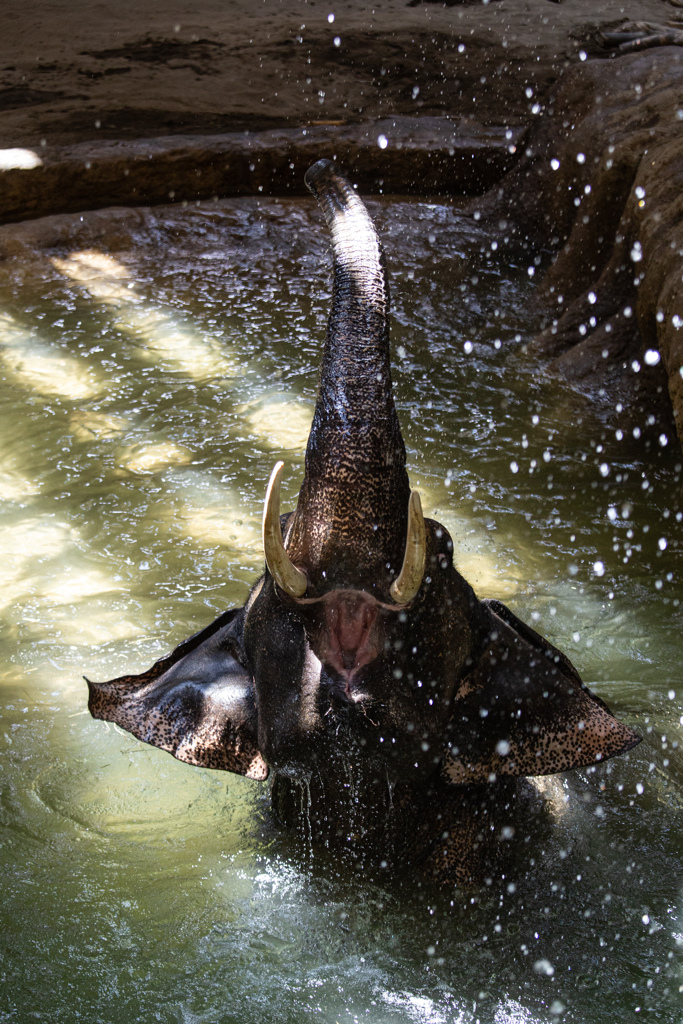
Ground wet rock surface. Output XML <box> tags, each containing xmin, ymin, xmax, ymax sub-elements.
<box><xmin>0</xmin><ymin>118</ymin><xmax>524</xmax><ymax>223</ymax></box>
<box><xmin>474</xmin><ymin>46</ymin><xmax>683</xmax><ymax>444</ymax></box>
<box><xmin>0</xmin><ymin>0</ymin><xmax>668</xmax><ymax>148</ymax></box>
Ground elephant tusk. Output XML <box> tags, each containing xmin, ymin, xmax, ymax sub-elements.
<box><xmin>263</xmin><ymin>462</ymin><xmax>308</xmax><ymax>597</ymax></box>
<box><xmin>390</xmin><ymin>490</ymin><xmax>426</xmax><ymax>605</ymax></box>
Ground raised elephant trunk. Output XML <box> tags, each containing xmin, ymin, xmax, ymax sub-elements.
<box><xmin>281</xmin><ymin>159</ymin><xmax>412</xmax><ymax>598</ymax></box>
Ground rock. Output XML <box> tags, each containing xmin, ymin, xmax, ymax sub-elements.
<box><xmin>474</xmin><ymin>47</ymin><xmax>683</xmax><ymax>445</ymax></box>
<box><xmin>0</xmin><ymin>117</ymin><xmax>524</xmax><ymax>224</ymax></box>
<box><xmin>0</xmin><ymin>0</ymin><xmax>648</xmax><ymax>149</ymax></box>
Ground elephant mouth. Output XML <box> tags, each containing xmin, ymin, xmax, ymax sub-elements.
<box><xmin>313</xmin><ymin>590</ymin><xmax>383</xmax><ymax>698</ymax></box>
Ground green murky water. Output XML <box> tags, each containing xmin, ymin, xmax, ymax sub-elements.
<box><xmin>0</xmin><ymin>197</ymin><xmax>681</xmax><ymax>1023</ymax></box>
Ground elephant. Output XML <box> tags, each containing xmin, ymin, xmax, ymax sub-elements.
<box><xmin>87</xmin><ymin>159</ymin><xmax>640</xmax><ymax>886</ymax></box>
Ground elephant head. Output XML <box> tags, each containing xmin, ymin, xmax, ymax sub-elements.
<box><xmin>88</xmin><ymin>161</ymin><xmax>639</xmax><ymax>874</ymax></box>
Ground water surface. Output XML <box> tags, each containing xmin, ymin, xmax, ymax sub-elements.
<box><xmin>0</xmin><ymin>197</ymin><xmax>681</xmax><ymax>1023</ymax></box>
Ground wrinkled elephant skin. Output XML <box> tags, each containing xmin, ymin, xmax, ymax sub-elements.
<box><xmin>87</xmin><ymin>161</ymin><xmax>640</xmax><ymax>885</ymax></box>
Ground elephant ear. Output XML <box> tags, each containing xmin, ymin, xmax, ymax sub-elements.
<box><xmin>87</xmin><ymin>607</ymin><xmax>269</xmax><ymax>781</ymax></box>
<box><xmin>442</xmin><ymin>599</ymin><xmax>640</xmax><ymax>784</ymax></box>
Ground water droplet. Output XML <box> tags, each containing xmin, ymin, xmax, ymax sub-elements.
<box><xmin>377</xmin><ymin>134</ymin><xmax>388</xmax><ymax>150</ymax></box>
<box><xmin>533</xmin><ymin>958</ymin><xmax>555</xmax><ymax>976</ymax></box>
<box><xmin>644</xmin><ymin>349</ymin><xmax>660</xmax><ymax>365</ymax></box>
<box><xmin>593</xmin><ymin>561</ymin><xmax>605</xmax><ymax>576</ymax></box>
<box><xmin>550</xmin><ymin>158</ymin><xmax>560</xmax><ymax>171</ymax></box>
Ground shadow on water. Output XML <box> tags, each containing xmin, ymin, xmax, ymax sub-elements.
<box><xmin>0</xmin><ymin>197</ymin><xmax>681</xmax><ymax>1023</ymax></box>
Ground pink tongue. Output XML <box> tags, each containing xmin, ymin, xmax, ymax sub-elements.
<box><xmin>322</xmin><ymin>592</ymin><xmax>379</xmax><ymax>678</ymax></box>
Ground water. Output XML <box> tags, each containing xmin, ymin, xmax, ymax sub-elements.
<box><xmin>0</xmin><ymin>197</ymin><xmax>681</xmax><ymax>1023</ymax></box>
